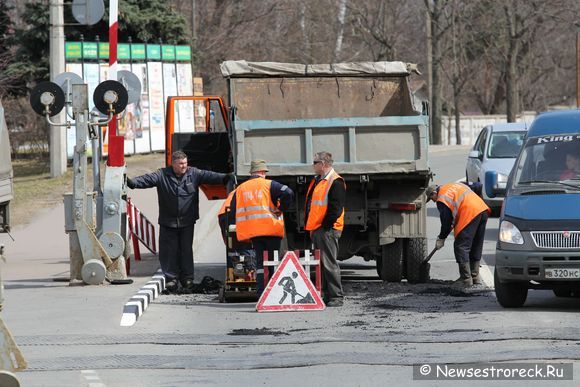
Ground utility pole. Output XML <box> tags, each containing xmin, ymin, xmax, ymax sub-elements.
<box><xmin>49</xmin><ymin>0</ymin><xmax>66</xmax><ymax>177</ymax></box>
<box><xmin>426</xmin><ymin>7</ymin><xmax>433</xmax><ymax>143</ymax></box>
<box><xmin>576</xmin><ymin>31</ymin><xmax>580</xmax><ymax>108</ymax></box>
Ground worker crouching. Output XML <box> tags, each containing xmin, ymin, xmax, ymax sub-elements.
<box><xmin>229</xmin><ymin>160</ymin><xmax>294</xmax><ymax>297</ymax></box>
<box><xmin>426</xmin><ymin>183</ymin><xmax>490</xmax><ymax>286</ymax></box>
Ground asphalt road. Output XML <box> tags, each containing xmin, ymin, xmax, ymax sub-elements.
<box><xmin>3</xmin><ymin>146</ymin><xmax>580</xmax><ymax>386</ymax></box>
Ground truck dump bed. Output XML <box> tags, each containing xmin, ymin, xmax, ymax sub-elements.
<box><xmin>221</xmin><ymin>60</ymin><xmax>429</xmax><ymax>177</ymax></box>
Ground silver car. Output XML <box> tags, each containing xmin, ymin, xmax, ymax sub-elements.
<box><xmin>466</xmin><ymin>122</ymin><xmax>528</xmax><ymax>213</ymax></box>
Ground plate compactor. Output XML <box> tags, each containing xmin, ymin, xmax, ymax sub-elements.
<box><xmin>218</xmin><ymin>208</ymin><xmax>258</xmax><ymax>303</ymax></box>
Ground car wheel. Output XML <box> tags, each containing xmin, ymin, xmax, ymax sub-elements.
<box><xmin>494</xmin><ymin>267</ymin><xmax>527</xmax><ymax>308</ymax></box>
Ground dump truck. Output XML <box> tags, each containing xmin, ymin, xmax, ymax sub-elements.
<box><xmin>165</xmin><ymin>61</ymin><xmax>431</xmax><ymax>283</ymax></box>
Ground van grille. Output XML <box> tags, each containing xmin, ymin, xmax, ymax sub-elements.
<box><xmin>531</xmin><ymin>231</ymin><xmax>580</xmax><ymax>249</ymax></box>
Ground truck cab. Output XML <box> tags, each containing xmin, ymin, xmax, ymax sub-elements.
<box><xmin>486</xmin><ymin>109</ymin><xmax>580</xmax><ymax>307</ymax></box>
<box><xmin>0</xmin><ymin>100</ymin><xmax>13</xmax><ymax>234</ymax></box>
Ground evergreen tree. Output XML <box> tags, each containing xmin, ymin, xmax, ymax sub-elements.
<box><xmin>7</xmin><ymin>0</ymin><xmax>189</xmax><ymax>96</ymax></box>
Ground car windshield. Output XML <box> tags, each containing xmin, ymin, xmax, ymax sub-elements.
<box><xmin>512</xmin><ymin>135</ymin><xmax>580</xmax><ymax>187</ymax></box>
<box><xmin>487</xmin><ymin>131</ymin><xmax>525</xmax><ymax>158</ymax></box>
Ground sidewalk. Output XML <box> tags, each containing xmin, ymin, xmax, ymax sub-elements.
<box><xmin>0</xmin><ymin>184</ymin><xmax>227</xmax><ymax>334</ymax></box>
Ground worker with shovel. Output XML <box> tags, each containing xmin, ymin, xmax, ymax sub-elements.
<box><xmin>426</xmin><ymin>184</ymin><xmax>490</xmax><ymax>286</ymax></box>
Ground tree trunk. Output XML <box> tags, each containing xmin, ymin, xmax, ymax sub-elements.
<box><xmin>332</xmin><ymin>0</ymin><xmax>348</xmax><ymax>63</ymax></box>
<box><xmin>430</xmin><ymin>2</ymin><xmax>442</xmax><ymax>145</ymax></box>
<box><xmin>504</xmin><ymin>4</ymin><xmax>519</xmax><ymax>122</ymax></box>
<box><xmin>454</xmin><ymin>88</ymin><xmax>461</xmax><ymax>145</ymax></box>
<box><xmin>300</xmin><ymin>0</ymin><xmax>310</xmax><ymax>64</ymax></box>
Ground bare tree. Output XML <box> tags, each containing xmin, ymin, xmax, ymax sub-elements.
<box><xmin>332</xmin><ymin>0</ymin><xmax>348</xmax><ymax>62</ymax></box>
<box><xmin>425</xmin><ymin>0</ymin><xmax>452</xmax><ymax>145</ymax></box>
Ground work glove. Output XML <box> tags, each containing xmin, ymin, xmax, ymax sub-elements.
<box><xmin>223</xmin><ymin>173</ymin><xmax>236</xmax><ymax>185</ymax></box>
<box><xmin>435</xmin><ymin>238</ymin><xmax>445</xmax><ymax>250</ymax></box>
<box><xmin>126</xmin><ymin>177</ymin><xmax>135</xmax><ymax>189</ymax></box>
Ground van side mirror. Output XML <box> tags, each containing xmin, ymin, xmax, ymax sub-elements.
<box><xmin>485</xmin><ymin>170</ymin><xmax>506</xmax><ymax>198</ymax></box>
<box><xmin>468</xmin><ymin>150</ymin><xmax>481</xmax><ymax>159</ymax></box>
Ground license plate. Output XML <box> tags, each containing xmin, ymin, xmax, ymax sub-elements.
<box><xmin>545</xmin><ymin>268</ymin><xmax>580</xmax><ymax>279</ymax></box>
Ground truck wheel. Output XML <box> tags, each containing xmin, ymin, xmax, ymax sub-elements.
<box><xmin>375</xmin><ymin>257</ymin><xmax>382</xmax><ymax>278</ymax></box>
<box><xmin>494</xmin><ymin>267</ymin><xmax>527</xmax><ymax>308</ymax></box>
<box><xmin>405</xmin><ymin>238</ymin><xmax>430</xmax><ymax>283</ymax></box>
<box><xmin>379</xmin><ymin>239</ymin><xmax>403</xmax><ymax>282</ymax></box>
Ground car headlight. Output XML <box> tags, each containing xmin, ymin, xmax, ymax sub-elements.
<box><xmin>499</xmin><ymin>220</ymin><xmax>524</xmax><ymax>244</ymax></box>
<box><xmin>497</xmin><ymin>173</ymin><xmax>508</xmax><ymax>189</ymax></box>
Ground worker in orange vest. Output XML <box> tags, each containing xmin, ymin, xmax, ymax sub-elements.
<box><xmin>305</xmin><ymin>151</ymin><xmax>346</xmax><ymax>307</ymax></box>
<box><xmin>230</xmin><ymin>160</ymin><xmax>294</xmax><ymax>296</ymax></box>
<box><xmin>426</xmin><ymin>183</ymin><xmax>490</xmax><ymax>286</ymax></box>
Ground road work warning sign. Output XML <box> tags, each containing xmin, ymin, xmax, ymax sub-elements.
<box><xmin>256</xmin><ymin>251</ymin><xmax>325</xmax><ymax>312</ymax></box>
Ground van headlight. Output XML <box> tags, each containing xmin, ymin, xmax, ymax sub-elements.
<box><xmin>499</xmin><ymin>220</ymin><xmax>524</xmax><ymax>244</ymax></box>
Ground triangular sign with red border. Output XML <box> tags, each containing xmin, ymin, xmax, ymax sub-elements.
<box><xmin>256</xmin><ymin>251</ymin><xmax>325</xmax><ymax>312</ymax></box>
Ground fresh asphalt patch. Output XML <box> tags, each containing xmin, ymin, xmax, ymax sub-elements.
<box><xmin>228</xmin><ymin>328</ymin><xmax>289</xmax><ymax>336</ymax></box>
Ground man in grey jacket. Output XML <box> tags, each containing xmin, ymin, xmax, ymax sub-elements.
<box><xmin>127</xmin><ymin>150</ymin><xmax>231</xmax><ymax>293</ymax></box>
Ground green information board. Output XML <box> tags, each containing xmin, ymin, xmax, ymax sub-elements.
<box><xmin>131</xmin><ymin>44</ymin><xmax>146</xmax><ymax>60</ymax></box>
<box><xmin>175</xmin><ymin>45</ymin><xmax>191</xmax><ymax>61</ymax></box>
<box><xmin>146</xmin><ymin>45</ymin><xmax>161</xmax><ymax>60</ymax></box>
<box><xmin>98</xmin><ymin>42</ymin><xmax>109</xmax><ymax>59</ymax></box>
<box><xmin>65</xmin><ymin>42</ymin><xmax>192</xmax><ymax>62</ymax></box>
<box><xmin>162</xmin><ymin>45</ymin><xmax>176</xmax><ymax>61</ymax></box>
<box><xmin>118</xmin><ymin>44</ymin><xmax>131</xmax><ymax>60</ymax></box>
<box><xmin>65</xmin><ymin>42</ymin><xmax>82</xmax><ymax>59</ymax></box>
<box><xmin>83</xmin><ymin>42</ymin><xmax>98</xmax><ymax>59</ymax></box>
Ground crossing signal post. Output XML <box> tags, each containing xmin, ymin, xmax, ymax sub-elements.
<box><xmin>29</xmin><ymin>74</ymin><xmax>151</xmax><ymax>286</ymax></box>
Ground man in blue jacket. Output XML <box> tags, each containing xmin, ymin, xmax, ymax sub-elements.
<box><xmin>127</xmin><ymin>150</ymin><xmax>232</xmax><ymax>293</ymax></box>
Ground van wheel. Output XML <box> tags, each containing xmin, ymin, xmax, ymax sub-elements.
<box><xmin>405</xmin><ymin>238</ymin><xmax>430</xmax><ymax>283</ymax></box>
<box><xmin>379</xmin><ymin>239</ymin><xmax>403</xmax><ymax>282</ymax></box>
<box><xmin>494</xmin><ymin>267</ymin><xmax>527</xmax><ymax>307</ymax></box>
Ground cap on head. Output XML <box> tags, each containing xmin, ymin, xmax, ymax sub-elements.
<box><xmin>250</xmin><ymin>159</ymin><xmax>269</xmax><ymax>174</ymax></box>
<box><xmin>425</xmin><ymin>185</ymin><xmax>438</xmax><ymax>200</ymax></box>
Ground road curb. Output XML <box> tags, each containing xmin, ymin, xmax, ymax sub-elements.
<box><xmin>120</xmin><ymin>270</ymin><xmax>165</xmax><ymax>327</ymax></box>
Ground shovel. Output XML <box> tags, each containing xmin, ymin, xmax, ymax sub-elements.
<box><xmin>422</xmin><ymin>247</ymin><xmax>438</xmax><ymax>266</ymax></box>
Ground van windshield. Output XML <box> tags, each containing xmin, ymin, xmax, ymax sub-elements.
<box><xmin>487</xmin><ymin>131</ymin><xmax>525</xmax><ymax>158</ymax></box>
<box><xmin>512</xmin><ymin>135</ymin><xmax>580</xmax><ymax>187</ymax></box>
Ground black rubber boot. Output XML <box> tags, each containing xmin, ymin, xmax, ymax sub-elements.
<box><xmin>454</xmin><ymin>263</ymin><xmax>473</xmax><ymax>286</ymax></box>
<box><xmin>470</xmin><ymin>260</ymin><xmax>482</xmax><ymax>285</ymax></box>
<box><xmin>163</xmin><ymin>279</ymin><xmax>178</xmax><ymax>294</ymax></box>
<box><xmin>180</xmin><ymin>279</ymin><xmax>195</xmax><ymax>294</ymax></box>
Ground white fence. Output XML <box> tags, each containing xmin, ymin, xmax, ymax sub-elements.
<box><xmin>440</xmin><ymin>111</ymin><xmax>537</xmax><ymax>146</ymax></box>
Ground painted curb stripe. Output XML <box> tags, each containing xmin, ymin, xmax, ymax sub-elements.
<box><xmin>120</xmin><ymin>270</ymin><xmax>165</xmax><ymax>327</ymax></box>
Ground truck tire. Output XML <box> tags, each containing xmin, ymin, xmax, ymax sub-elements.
<box><xmin>494</xmin><ymin>267</ymin><xmax>527</xmax><ymax>308</ymax></box>
<box><xmin>379</xmin><ymin>239</ymin><xmax>403</xmax><ymax>282</ymax></box>
<box><xmin>375</xmin><ymin>257</ymin><xmax>382</xmax><ymax>278</ymax></box>
<box><xmin>405</xmin><ymin>238</ymin><xmax>430</xmax><ymax>283</ymax></box>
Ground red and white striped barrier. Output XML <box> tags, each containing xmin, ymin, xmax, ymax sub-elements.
<box><xmin>264</xmin><ymin>249</ymin><xmax>322</xmax><ymax>293</ymax></box>
<box><xmin>127</xmin><ymin>198</ymin><xmax>157</xmax><ymax>271</ymax></box>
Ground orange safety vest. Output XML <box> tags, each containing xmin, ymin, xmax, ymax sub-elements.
<box><xmin>235</xmin><ymin>178</ymin><xmax>285</xmax><ymax>241</ymax></box>
<box><xmin>305</xmin><ymin>169</ymin><xmax>346</xmax><ymax>231</ymax></box>
<box><xmin>218</xmin><ymin>190</ymin><xmax>235</xmax><ymax>217</ymax></box>
<box><xmin>437</xmin><ymin>183</ymin><xmax>490</xmax><ymax>236</ymax></box>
